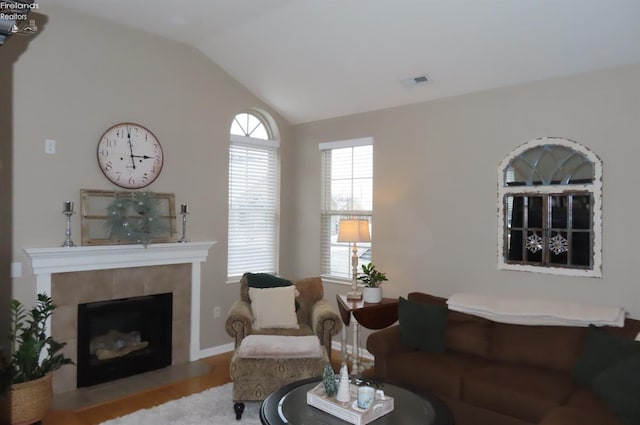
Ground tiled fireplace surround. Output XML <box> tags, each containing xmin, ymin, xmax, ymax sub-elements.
<box><xmin>25</xmin><ymin>242</ymin><xmax>215</xmax><ymax>394</ymax></box>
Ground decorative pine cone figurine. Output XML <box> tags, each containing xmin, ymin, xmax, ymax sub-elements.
<box><xmin>322</xmin><ymin>363</ymin><xmax>338</xmax><ymax>397</ymax></box>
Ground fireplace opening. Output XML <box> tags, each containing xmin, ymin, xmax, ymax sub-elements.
<box><xmin>77</xmin><ymin>293</ymin><xmax>172</xmax><ymax>387</ymax></box>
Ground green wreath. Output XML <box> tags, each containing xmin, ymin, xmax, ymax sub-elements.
<box><xmin>105</xmin><ymin>191</ymin><xmax>168</xmax><ymax>246</ymax></box>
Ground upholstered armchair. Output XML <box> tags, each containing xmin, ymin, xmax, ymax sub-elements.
<box><xmin>225</xmin><ymin>273</ymin><xmax>342</xmax><ymax>355</ymax></box>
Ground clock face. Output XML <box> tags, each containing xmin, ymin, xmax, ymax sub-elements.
<box><xmin>97</xmin><ymin>122</ymin><xmax>164</xmax><ymax>189</ymax></box>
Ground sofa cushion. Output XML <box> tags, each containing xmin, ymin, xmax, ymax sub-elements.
<box><xmin>559</xmin><ymin>389</ymin><xmax>623</xmax><ymax>424</ymax></box>
<box><xmin>408</xmin><ymin>292</ymin><xmax>491</xmax><ymax>357</ymax></box>
<box><xmin>462</xmin><ymin>364</ymin><xmax>577</xmax><ymax>423</ymax></box>
<box><xmin>398</xmin><ymin>296</ymin><xmax>447</xmax><ymax>352</ymax></box>
<box><xmin>572</xmin><ymin>325</ymin><xmax>640</xmax><ymax>387</ymax></box>
<box><xmin>385</xmin><ymin>351</ymin><xmax>488</xmax><ymax>399</ymax></box>
<box><xmin>446</xmin><ymin>310</ymin><xmax>491</xmax><ymax>358</ymax></box>
<box><xmin>447</xmin><ymin>398</ymin><xmax>533</xmax><ymax>425</ymax></box>
<box><xmin>564</xmin><ymin>387</ymin><xmax>615</xmax><ymax>411</ymax></box>
<box><xmin>539</xmin><ymin>406</ymin><xmax>621</xmax><ymax>425</ymax></box>
<box><xmin>489</xmin><ymin>323</ymin><xmax>586</xmax><ymax>372</ymax></box>
<box><xmin>591</xmin><ymin>353</ymin><xmax>640</xmax><ymax>425</ymax></box>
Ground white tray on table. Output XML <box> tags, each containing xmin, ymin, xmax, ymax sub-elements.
<box><xmin>306</xmin><ymin>382</ymin><xmax>394</xmax><ymax>425</ymax></box>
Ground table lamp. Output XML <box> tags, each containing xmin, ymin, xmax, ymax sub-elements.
<box><xmin>337</xmin><ymin>219</ymin><xmax>371</xmax><ymax>300</ymax></box>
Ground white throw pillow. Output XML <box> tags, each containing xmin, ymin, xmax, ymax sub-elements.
<box><xmin>248</xmin><ymin>285</ymin><xmax>300</xmax><ymax>329</ymax></box>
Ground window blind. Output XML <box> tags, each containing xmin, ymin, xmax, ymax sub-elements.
<box><xmin>320</xmin><ymin>139</ymin><xmax>373</xmax><ymax>279</ymax></box>
<box><xmin>228</xmin><ymin>139</ymin><xmax>279</xmax><ymax>278</ymax></box>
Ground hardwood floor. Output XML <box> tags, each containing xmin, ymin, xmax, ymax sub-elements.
<box><xmin>42</xmin><ymin>351</ymin><xmax>347</xmax><ymax>425</ymax></box>
<box><xmin>43</xmin><ymin>351</ymin><xmax>234</xmax><ymax>425</ymax></box>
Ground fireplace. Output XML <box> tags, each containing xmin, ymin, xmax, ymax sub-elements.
<box><xmin>24</xmin><ymin>241</ymin><xmax>215</xmax><ymax>393</ymax></box>
<box><xmin>77</xmin><ymin>293</ymin><xmax>173</xmax><ymax>387</ymax></box>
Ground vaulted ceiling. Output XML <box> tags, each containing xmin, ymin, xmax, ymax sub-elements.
<box><xmin>46</xmin><ymin>0</ymin><xmax>640</xmax><ymax>124</ymax></box>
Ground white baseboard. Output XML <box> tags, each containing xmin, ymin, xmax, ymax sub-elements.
<box><xmin>198</xmin><ymin>342</ymin><xmax>235</xmax><ymax>359</ymax></box>
<box><xmin>331</xmin><ymin>340</ymin><xmax>374</xmax><ymax>360</ymax></box>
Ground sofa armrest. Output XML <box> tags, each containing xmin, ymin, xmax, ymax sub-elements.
<box><xmin>225</xmin><ymin>300</ymin><xmax>253</xmax><ymax>348</ymax></box>
<box><xmin>310</xmin><ymin>299</ymin><xmax>343</xmax><ymax>354</ymax></box>
<box><xmin>367</xmin><ymin>325</ymin><xmax>414</xmax><ymax>378</ymax></box>
<box><xmin>367</xmin><ymin>325</ymin><xmax>407</xmax><ymax>356</ymax></box>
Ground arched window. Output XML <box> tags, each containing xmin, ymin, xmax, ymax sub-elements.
<box><xmin>497</xmin><ymin>137</ymin><xmax>602</xmax><ymax>277</ymax></box>
<box><xmin>227</xmin><ymin>112</ymin><xmax>279</xmax><ymax>279</ymax></box>
<box><xmin>230</xmin><ymin>112</ymin><xmax>270</xmax><ymax>140</ymax></box>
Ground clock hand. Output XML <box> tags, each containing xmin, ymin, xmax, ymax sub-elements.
<box><xmin>131</xmin><ymin>155</ymin><xmax>154</xmax><ymax>159</ymax></box>
<box><xmin>127</xmin><ymin>127</ymin><xmax>136</xmax><ymax>170</ymax></box>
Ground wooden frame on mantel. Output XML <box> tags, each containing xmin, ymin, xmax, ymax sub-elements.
<box><xmin>80</xmin><ymin>189</ymin><xmax>177</xmax><ymax>245</ymax></box>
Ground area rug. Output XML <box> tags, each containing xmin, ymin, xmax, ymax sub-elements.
<box><xmin>99</xmin><ymin>383</ymin><xmax>261</xmax><ymax>425</ymax></box>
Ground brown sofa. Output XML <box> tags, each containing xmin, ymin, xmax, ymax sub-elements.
<box><xmin>367</xmin><ymin>292</ymin><xmax>640</xmax><ymax>425</ymax></box>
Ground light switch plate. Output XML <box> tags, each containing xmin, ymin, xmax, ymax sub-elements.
<box><xmin>11</xmin><ymin>262</ymin><xmax>22</xmax><ymax>278</ymax></box>
<box><xmin>45</xmin><ymin>138</ymin><xmax>56</xmax><ymax>154</ymax></box>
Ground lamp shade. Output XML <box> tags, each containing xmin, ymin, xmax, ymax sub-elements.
<box><xmin>337</xmin><ymin>219</ymin><xmax>371</xmax><ymax>242</ymax></box>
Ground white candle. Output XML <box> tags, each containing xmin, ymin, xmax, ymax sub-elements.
<box><xmin>357</xmin><ymin>386</ymin><xmax>375</xmax><ymax>410</ymax></box>
<box><xmin>181</xmin><ymin>204</ymin><xmax>188</xmax><ymax>214</ymax></box>
<box><xmin>63</xmin><ymin>200</ymin><xmax>73</xmax><ymax>213</ymax></box>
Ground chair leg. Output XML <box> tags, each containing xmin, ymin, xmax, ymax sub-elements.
<box><xmin>234</xmin><ymin>402</ymin><xmax>245</xmax><ymax>420</ymax></box>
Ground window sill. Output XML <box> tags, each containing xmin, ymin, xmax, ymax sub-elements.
<box><xmin>321</xmin><ymin>276</ymin><xmax>353</xmax><ymax>286</ymax></box>
<box><xmin>498</xmin><ymin>262</ymin><xmax>601</xmax><ymax>278</ymax></box>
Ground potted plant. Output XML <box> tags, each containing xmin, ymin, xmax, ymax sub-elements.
<box><xmin>6</xmin><ymin>293</ymin><xmax>74</xmax><ymax>425</ymax></box>
<box><xmin>357</xmin><ymin>262</ymin><xmax>388</xmax><ymax>303</ymax></box>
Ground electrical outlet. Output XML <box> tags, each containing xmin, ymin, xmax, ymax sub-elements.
<box><xmin>213</xmin><ymin>306</ymin><xmax>221</xmax><ymax>318</ymax></box>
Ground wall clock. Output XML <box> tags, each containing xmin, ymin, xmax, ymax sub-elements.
<box><xmin>97</xmin><ymin>122</ymin><xmax>164</xmax><ymax>189</ymax></box>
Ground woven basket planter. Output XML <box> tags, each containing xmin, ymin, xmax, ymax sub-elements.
<box><xmin>10</xmin><ymin>373</ymin><xmax>53</xmax><ymax>425</ymax></box>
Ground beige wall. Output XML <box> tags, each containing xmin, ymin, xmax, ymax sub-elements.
<box><xmin>2</xmin><ymin>19</ymin><xmax>46</xmax><ymax>379</ymax></box>
<box><xmin>11</xmin><ymin>5</ymin><xmax>640</xmax><ymax>361</ymax></box>
<box><xmin>292</xmin><ymin>64</ymin><xmax>640</xmax><ymax>319</ymax></box>
<box><xmin>11</xmin><ymin>5</ymin><xmax>294</xmax><ymax>351</ymax></box>
<box><xmin>1</xmin><ymin>36</ymin><xmax>15</xmax><ymax>361</ymax></box>
<box><xmin>0</xmin><ymin>58</ymin><xmax>10</xmax><ymax>424</ymax></box>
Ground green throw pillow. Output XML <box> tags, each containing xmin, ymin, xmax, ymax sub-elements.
<box><xmin>245</xmin><ymin>272</ymin><xmax>292</xmax><ymax>288</ymax></box>
<box><xmin>592</xmin><ymin>353</ymin><xmax>640</xmax><ymax>425</ymax></box>
<box><xmin>398</xmin><ymin>297</ymin><xmax>447</xmax><ymax>353</ymax></box>
<box><xmin>572</xmin><ymin>325</ymin><xmax>640</xmax><ymax>387</ymax></box>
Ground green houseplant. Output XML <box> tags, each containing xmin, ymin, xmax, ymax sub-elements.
<box><xmin>357</xmin><ymin>262</ymin><xmax>388</xmax><ymax>288</ymax></box>
<box><xmin>6</xmin><ymin>293</ymin><xmax>74</xmax><ymax>424</ymax></box>
<box><xmin>357</xmin><ymin>263</ymin><xmax>388</xmax><ymax>303</ymax></box>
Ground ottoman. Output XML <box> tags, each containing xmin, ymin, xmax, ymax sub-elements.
<box><xmin>230</xmin><ymin>334</ymin><xmax>329</xmax><ymax>419</ymax></box>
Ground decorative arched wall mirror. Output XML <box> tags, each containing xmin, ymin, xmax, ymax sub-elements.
<box><xmin>497</xmin><ymin>137</ymin><xmax>602</xmax><ymax>277</ymax></box>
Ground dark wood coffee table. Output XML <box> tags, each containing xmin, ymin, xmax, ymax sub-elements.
<box><xmin>260</xmin><ymin>377</ymin><xmax>453</xmax><ymax>425</ymax></box>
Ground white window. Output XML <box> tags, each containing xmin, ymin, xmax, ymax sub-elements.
<box><xmin>320</xmin><ymin>138</ymin><xmax>373</xmax><ymax>280</ymax></box>
<box><xmin>497</xmin><ymin>137</ymin><xmax>602</xmax><ymax>277</ymax></box>
<box><xmin>227</xmin><ymin>112</ymin><xmax>279</xmax><ymax>279</ymax></box>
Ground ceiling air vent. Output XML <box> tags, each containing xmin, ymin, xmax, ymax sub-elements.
<box><xmin>401</xmin><ymin>74</ymin><xmax>431</xmax><ymax>88</ymax></box>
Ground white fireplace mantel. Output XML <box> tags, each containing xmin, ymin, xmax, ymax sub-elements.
<box><xmin>24</xmin><ymin>241</ymin><xmax>215</xmax><ymax>275</ymax></box>
<box><xmin>24</xmin><ymin>241</ymin><xmax>216</xmax><ymax>361</ymax></box>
